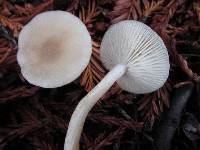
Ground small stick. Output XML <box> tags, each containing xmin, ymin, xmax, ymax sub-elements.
<box><xmin>152</xmin><ymin>83</ymin><xmax>194</xmax><ymax>150</ymax></box>
<box><xmin>0</xmin><ymin>23</ymin><xmax>17</xmax><ymax>47</ymax></box>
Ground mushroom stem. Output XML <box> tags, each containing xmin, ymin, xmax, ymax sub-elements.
<box><xmin>64</xmin><ymin>64</ymin><xmax>127</xmax><ymax>150</ymax></box>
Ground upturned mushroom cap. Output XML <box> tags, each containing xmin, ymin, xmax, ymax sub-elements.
<box><xmin>100</xmin><ymin>20</ymin><xmax>169</xmax><ymax>94</ymax></box>
<box><xmin>17</xmin><ymin>11</ymin><xmax>92</xmax><ymax>88</ymax></box>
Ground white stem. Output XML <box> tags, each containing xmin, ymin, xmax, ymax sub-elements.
<box><xmin>64</xmin><ymin>64</ymin><xmax>127</xmax><ymax>150</ymax></box>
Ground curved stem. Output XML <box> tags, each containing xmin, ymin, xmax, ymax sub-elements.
<box><xmin>64</xmin><ymin>64</ymin><xmax>127</xmax><ymax>150</ymax></box>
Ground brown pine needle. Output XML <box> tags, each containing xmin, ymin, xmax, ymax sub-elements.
<box><xmin>0</xmin><ymin>15</ymin><xmax>22</xmax><ymax>37</ymax></box>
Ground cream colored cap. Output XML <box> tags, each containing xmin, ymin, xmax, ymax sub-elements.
<box><xmin>17</xmin><ymin>11</ymin><xmax>92</xmax><ymax>88</ymax></box>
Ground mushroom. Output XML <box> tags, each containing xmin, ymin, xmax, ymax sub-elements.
<box><xmin>64</xmin><ymin>20</ymin><xmax>170</xmax><ymax>150</ymax></box>
<box><xmin>17</xmin><ymin>11</ymin><xmax>92</xmax><ymax>88</ymax></box>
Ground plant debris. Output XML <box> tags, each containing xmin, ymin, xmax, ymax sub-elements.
<box><xmin>0</xmin><ymin>0</ymin><xmax>200</xmax><ymax>149</ymax></box>
<box><xmin>152</xmin><ymin>82</ymin><xmax>194</xmax><ymax>150</ymax></box>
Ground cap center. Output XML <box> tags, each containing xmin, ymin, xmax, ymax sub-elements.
<box><xmin>37</xmin><ymin>38</ymin><xmax>62</xmax><ymax>64</ymax></box>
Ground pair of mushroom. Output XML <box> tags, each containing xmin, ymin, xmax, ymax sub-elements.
<box><xmin>17</xmin><ymin>11</ymin><xmax>169</xmax><ymax>150</ymax></box>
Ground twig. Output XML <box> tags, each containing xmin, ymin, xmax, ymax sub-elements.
<box><xmin>0</xmin><ymin>23</ymin><xmax>17</xmax><ymax>47</ymax></box>
<box><xmin>152</xmin><ymin>83</ymin><xmax>194</xmax><ymax>150</ymax></box>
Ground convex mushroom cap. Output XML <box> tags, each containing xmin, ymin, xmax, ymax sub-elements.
<box><xmin>100</xmin><ymin>20</ymin><xmax>170</xmax><ymax>94</ymax></box>
<box><xmin>64</xmin><ymin>20</ymin><xmax>170</xmax><ymax>150</ymax></box>
<box><xmin>17</xmin><ymin>11</ymin><xmax>92</xmax><ymax>88</ymax></box>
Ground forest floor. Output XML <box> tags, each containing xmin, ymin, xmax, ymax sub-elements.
<box><xmin>0</xmin><ymin>0</ymin><xmax>200</xmax><ymax>150</ymax></box>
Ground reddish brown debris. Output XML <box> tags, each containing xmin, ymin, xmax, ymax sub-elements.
<box><xmin>0</xmin><ymin>0</ymin><xmax>200</xmax><ymax>149</ymax></box>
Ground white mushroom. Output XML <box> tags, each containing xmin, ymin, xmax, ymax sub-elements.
<box><xmin>17</xmin><ymin>11</ymin><xmax>92</xmax><ymax>88</ymax></box>
<box><xmin>64</xmin><ymin>20</ymin><xmax>170</xmax><ymax>150</ymax></box>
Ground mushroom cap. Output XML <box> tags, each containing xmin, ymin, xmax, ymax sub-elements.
<box><xmin>17</xmin><ymin>11</ymin><xmax>92</xmax><ymax>88</ymax></box>
<box><xmin>100</xmin><ymin>20</ymin><xmax>169</xmax><ymax>94</ymax></box>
